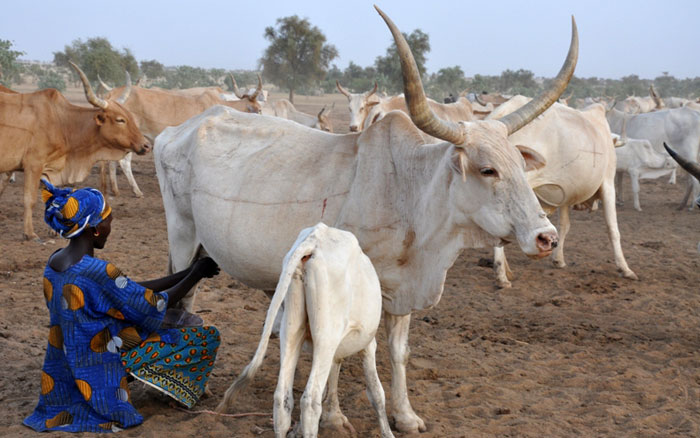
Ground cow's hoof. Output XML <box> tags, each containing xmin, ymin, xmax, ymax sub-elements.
<box><xmin>392</xmin><ymin>412</ymin><xmax>426</xmax><ymax>434</ymax></box>
<box><xmin>133</xmin><ymin>190</ymin><xmax>144</xmax><ymax>198</ymax></box>
<box><xmin>622</xmin><ymin>270</ymin><xmax>638</xmax><ymax>280</ymax></box>
<box><xmin>321</xmin><ymin>412</ymin><xmax>356</xmax><ymax>436</ymax></box>
<box><xmin>552</xmin><ymin>259</ymin><xmax>566</xmax><ymax>268</ymax></box>
<box><xmin>496</xmin><ymin>279</ymin><xmax>512</xmax><ymax>289</ymax></box>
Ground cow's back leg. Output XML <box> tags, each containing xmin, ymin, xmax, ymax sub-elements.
<box><xmin>678</xmin><ymin>170</ymin><xmax>700</xmax><ymax>211</ymax></box>
<box><xmin>628</xmin><ymin>169</ymin><xmax>642</xmax><ymax>211</ymax></box>
<box><xmin>552</xmin><ymin>206</ymin><xmax>570</xmax><ymax>268</ymax></box>
<box><xmin>22</xmin><ymin>166</ymin><xmax>41</xmax><ymax>241</ymax></box>
<box><xmin>118</xmin><ymin>153</ymin><xmax>143</xmax><ymax>198</ymax></box>
<box><xmin>301</xmin><ymin>262</ymin><xmax>345</xmax><ymax>438</ymax></box>
<box><xmin>274</xmin><ymin>274</ymin><xmax>306</xmax><ymax>438</ymax></box>
<box><xmin>614</xmin><ymin>171</ymin><xmax>624</xmax><ymax>206</ymax></box>
<box><xmin>165</xmin><ymin>212</ymin><xmax>201</xmax><ymax>312</ymax></box>
<box><xmin>0</xmin><ymin>172</ymin><xmax>11</xmax><ymax>197</ymax></box>
<box><xmin>321</xmin><ymin>360</ymin><xmax>355</xmax><ymax>434</ymax></box>
<box><xmin>599</xmin><ymin>180</ymin><xmax>638</xmax><ymax>279</ymax></box>
<box><xmin>493</xmin><ymin>245</ymin><xmax>513</xmax><ymax>288</ymax></box>
<box><xmin>362</xmin><ymin>338</ymin><xmax>394</xmax><ymax>438</ymax></box>
<box><xmin>384</xmin><ymin>311</ymin><xmax>426</xmax><ymax>433</ymax></box>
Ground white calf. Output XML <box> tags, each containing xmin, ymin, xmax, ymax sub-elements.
<box><xmin>217</xmin><ymin>223</ymin><xmax>394</xmax><ymax>438</ymax></box>
<box><xmin>613</xmin><ymin>133</ymin><xmax>676</xmax><ymax>211</ymax></box>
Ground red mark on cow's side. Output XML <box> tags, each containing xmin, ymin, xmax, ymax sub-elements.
<box><xmin>321</xmin><ymin>198</ymin><xmax>327</xmax><ymax>218</ymax></box>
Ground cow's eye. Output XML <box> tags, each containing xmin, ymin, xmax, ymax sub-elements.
<box><xmin>480</xmin><ymin>167</ymin><xmax>498</xmax><ymax>177</ymax></box>
<box><xmin>116</xmin><ymin>117</ymin><xmax>126</xmax><ymax>124</ymax></box>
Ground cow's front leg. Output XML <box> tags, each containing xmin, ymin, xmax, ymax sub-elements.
<box><xmin>493</xmin><ymin>245</ymin><xmax>513</xmax><ymax>288</ymax></box>
<box><xmin>384</xmin><ymin>312</ymin><xmax>426</xmax><ymax>433</ymax></box>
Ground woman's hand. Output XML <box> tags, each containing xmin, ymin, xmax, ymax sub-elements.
<box><xmin>192</xmin><ymin>257</ymin><xmax>220</xmax><ymax>279</ymax></box>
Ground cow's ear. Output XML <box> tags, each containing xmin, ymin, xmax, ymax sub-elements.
<box><xmin>516</xmin><ymin>145</ymin><xmax>546</xmax><ymax>172</ymax></box>
<box><xmin>367</xmin><ymin>100</ymin><xmax>380</xmax><ymax>107</ymax></box>
<box><xmin>95</xmin><ymin>113</ymin><xmax>106</xmax><ymax>126</ymax></box>
<box><xmin>451</xmin><ymin>149</ymin><xmax>469</xmax><ymax>182</ymax></box>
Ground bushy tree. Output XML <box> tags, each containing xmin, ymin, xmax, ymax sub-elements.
<box><xmin>426</xmin><ymin>65</ymin><xmax>467</xmax><ymax>100</ymax></box>
<box><xmin>374</xmin><ymin>29</ymin><xmax>430</xmax><ymax>94</ymax></box>
<box><xmin>0</xmin><ymin>39</ymin><xmax>25</xmax><ymax>86</ymax></box>
<box><xmin>53</xmin><ymin>37</ymin><xmax>138</xmax><ymax>86</ymax></box>
<box><xmin>37</xmin><ymin>70</ymin><xmax>66</xmax><ymax>91</ymax></box>
<box><xmin>140</xmin><ymin>59</ymin><xmax>164</xmax><ymax>79</ymax></box>
<box><xmin>260</xmin><ymin>15</ymin><xmax>338</xmax><ymax>102</ymax></box>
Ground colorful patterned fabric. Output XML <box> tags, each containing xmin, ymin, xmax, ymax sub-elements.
<box><xmin>41</xmin><ymin>179</ymin><xmax>112</xmax><ymax>238</ymax></box>
<box><xmin>121</xmin><ymin>326</ymin><xmax>220</xmax><ymax>408</ymax></box>
<box><xmin>23</xmin><ymin>255</ymin><xmax>218</xmax><ymax>433</ymax></box>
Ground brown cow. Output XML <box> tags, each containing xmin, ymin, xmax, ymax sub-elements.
<box><xmin>0</xmin><ymin>62</ymin><xmax>150</xmax><ymax>241</ymax></box>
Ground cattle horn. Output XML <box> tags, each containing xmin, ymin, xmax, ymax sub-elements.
<box><xmin>97</xmin><ymin>74</ymin><xmax>112</xmax><ymax>92</ymax></box>
<box><xmin>649</xmin><ymin>84</ymin><xmax>664</xmax><ymax>109</ymax></box>
<box><xmin>318</xmin><ymin>106</ymin><xmax>327</xmax><ymax>118</ymax></box>
<box><xmin>230</xmin><ymin>73</ymin><xmax>243</xmax><ymax>98</ymax></box>
<box><xmin>367</xmin><ymin>82</ymin><xmax>378</xmax><ymax>97</ymax></box>
<box><xmin>664</xmin><ymin>143</ymin><xmax>700</xmax><ymax>181</ymax></box>
<box><xmin>375</xmin><ymin>6</ymin><xmax>466</xmax><ymax>145</ymax></box>
<box><xmin>69</xmin><ymin>61</ymin><xmax>108</xmax><ymax>110</ymax></box>
<box><xmin>116</xmin><ymin>71</ymin><xmax>132</xmax><ymax>104</ymax></box>
<box><xmin>336</xmin><ymin>80</ymin><xmax>351</xmax><ymax>98</ymax></box>
<box><xmin>498</xmin><ymin>16</ymin><xmax>578</xmax><ymax>135</ymax></box>
<box><xmin>247</xmin><ymin>74</ymin><xmax>263</xmax><ymax>101</ymax></box>
<box><xmin>475</xmin><ymin>93</ymin><xmax>487</xmax><ymax>107</ymax></box>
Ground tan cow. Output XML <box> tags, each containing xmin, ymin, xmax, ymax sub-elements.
<box><xmin>0</xmin><ymin>84</ymin><xmax>18</xmax><ymax>195</ymax></box>
<box><xmin>363</xmin><ymin>95</ymin><xmax>474</xmax><ymax>134</ymax></box>
<box><xmin>100</xmin><ymin>74</ymin><xmax>263</xmax><ymax>197</ymax></box>
<box><xmin>0</xmin><ymin>62</ymin><xmax>150</xmax><ymax>241</ymax></box>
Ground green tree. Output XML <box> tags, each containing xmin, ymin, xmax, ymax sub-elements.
<box><xmin>37</xmin><ymin>70</ymin><xmax>66</xmax><ymax>91</ymax></box>
<box><xmin>0</xmin><ymin>39</ymin><xmax>25</xmax><ymax>86</ymax></box>
<box><xmin>53</xmin><ymin>37</ymin><xmax>138</xmax><ymax>86</ymax></box>
<box><xmin>427</xmin><ymin>65</ymin><xmax>467</xmax><ymax>99</ymax></box>
<box><xmin>374</xmin><ymin>29</ymin><xmax>430</xmax><ymax>94</ymax></box>
<box><xmin>260</xmin><ymin>15</ymin><xmax>338</xmax><ymax>103</ymax></box>
<box><xmin>140</xmin><ymin>59</ymin><xmax>164</xmax><ymax>79</ymax></box>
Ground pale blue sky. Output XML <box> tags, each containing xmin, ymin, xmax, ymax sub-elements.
<box><xmin>2</xmin><ymin>0</ymin><xmax>699</xmax><ymax>79</ymax></box>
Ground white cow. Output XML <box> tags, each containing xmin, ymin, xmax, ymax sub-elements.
<box><xmin>336</xmin><ymin>80</ymin><xmax>381</xmax><ymax>132</ymax></box>
<box><xmin>155</xmin><ymin>7</ymin><xmax>575</xmax><ymax>433</ymax></box>
<box><xmin>217</xmin><ymin>223</ymin><xmax>393</xmax><ymax>438</ymax></box>
<box><xmin>613</xmin><ymin>133</ymin><xmax>676</xmax><ymax>211</ymax></box>
<box><xmin>487</xmin><ymin>97</ymin><xmax>637</xmax><ymax>287</ymax></box>
<box><xmin>606</xmin><ymin>107</ymin><xmax>700</xmax><ymax>210</ymax></box>
<box><xmin>262</xmin><ymin>99</ymin><xmax>334</xmax><ymax>132</ymax></box>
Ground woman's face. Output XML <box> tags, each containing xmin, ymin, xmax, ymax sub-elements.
<box><xmin>93</xmin><ymin>213</ymin><xmax>113</xmax><ymax>249</ymax></box>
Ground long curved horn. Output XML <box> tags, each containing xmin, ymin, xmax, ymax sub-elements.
<box><xmin>116</xmin><ymin>71</ymin><xmax>132</xmax><ymax>104</ymax></box>
<box><xmin>69</xmin><ymin>61</ymin><xmax>108</xmax><ymax>110</ymax></box>
<box><xmin>248</xmin><ymin>74</ymin><xmax>263</xmax><ymax>101</ymax></box>
<box><xmin>649</xmin><ymin>84</ymin><xmax>664</xmax><ymax>109</ymax></box>
<box><xmin>230</xmin><ymin>73</ymin><xmax>243</xmax><ymax>98</ymax></box>
<box><xmin>375</xmin><ymin>6</ymin><xmax>465</xmax><ymax>145</ymax></box>
<box><xmin>336</xmin><ymin>80</ymin><xmax>351</xmax><ymax>97</ymax></box>
<box><xmin>498</xmin><ymin>16</ymin><xmax>578</xmax><ymax>135</ymax></box>
<box><xmin>366</xmin><ymin>82</ymin><xmax>378</xmax><ymax>98</ymax></box>
<box><xmin>318</xmin><ymin>105</ymin><xmax>327</xmax><ymax>118</ymax></box>
<box><xmin>97</xmin><ymin>74</ymin><xmax>112</xmax><ymax>92</ymax></box>
<box><xmin>664</xmin><ymin>143</ymin><xmax>700</xmax><ymax>181</ymax></box>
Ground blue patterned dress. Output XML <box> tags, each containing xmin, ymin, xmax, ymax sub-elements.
<box><xmin>24</xmin><ymin>255</ymin><xmax>220</xmax><ymax>433</ymax></box>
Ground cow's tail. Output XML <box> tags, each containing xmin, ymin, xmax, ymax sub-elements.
<box><xmin>216</xmin><ymin>235</ymin><xmax>318</xmax><ymax>413</ymax></box>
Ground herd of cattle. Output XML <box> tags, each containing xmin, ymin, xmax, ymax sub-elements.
<box><xmin>2</xmin><ymin>6</ymin><xmax>700</xmax><ymax>437</ymax></box>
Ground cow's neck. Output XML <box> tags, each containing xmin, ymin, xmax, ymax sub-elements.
<box><xmin>51</xmin><ymin>106</ymin><xmax>126</xmax><ymax>184</ymax></box>
<box><xmin>339</xmin><ymin>136</ymin><xmax>484</xmax><ymax>314</ymax></box>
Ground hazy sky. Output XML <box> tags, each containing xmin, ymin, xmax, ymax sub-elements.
<box><xmin>3</xmin><ymin>0</ymin><xmax>699</xmax><ymax>79</ymax></box>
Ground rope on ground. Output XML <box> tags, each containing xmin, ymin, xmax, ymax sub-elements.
<box><xmin>173</xmin><ymin>405</ymin><xmax>269</xmax><ymax>418</ymax></box>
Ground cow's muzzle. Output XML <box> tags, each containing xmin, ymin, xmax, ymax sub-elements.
<box><xmin>134</xmin><ymin>141</ymin><xmax>151</xmax><ymax>155</ymax></box>
<box><xmin>349</xmin><ymin>125</ymin><xmax>359</xmax><ymax>132</ymax></box>
<box><xmin>531</xmin><ymin>231</ymin><xmax>558</xmax><ymax>258</ymax></box>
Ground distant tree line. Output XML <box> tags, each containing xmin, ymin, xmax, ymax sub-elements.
<box><xmin>2</xmin><ymin>27</ymin><xmax>699</xmax><ymax>101</ymax></box>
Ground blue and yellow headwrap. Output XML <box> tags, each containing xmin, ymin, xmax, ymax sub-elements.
<box><xmin>41</xmin><ymin>179</ymin><xmax>112</xmax><ymax>239</ymax></box>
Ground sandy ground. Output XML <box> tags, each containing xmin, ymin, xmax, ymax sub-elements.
<box><xmin>1</xmin><ymin>90</ymin><xmax>699</xmax><ymax>437</ymax></box>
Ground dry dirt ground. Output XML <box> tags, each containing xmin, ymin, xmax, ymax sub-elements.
<box><xmin>1</xmin><ymin>90</ymin><xmax>699</xmax><ymax>438</ymax></box>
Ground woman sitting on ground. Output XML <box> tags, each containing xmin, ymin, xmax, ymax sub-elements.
<box><xmin>24</xmin><ymin>180</ymin><xmax>221</xmax><ymax>433</ymax></box>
